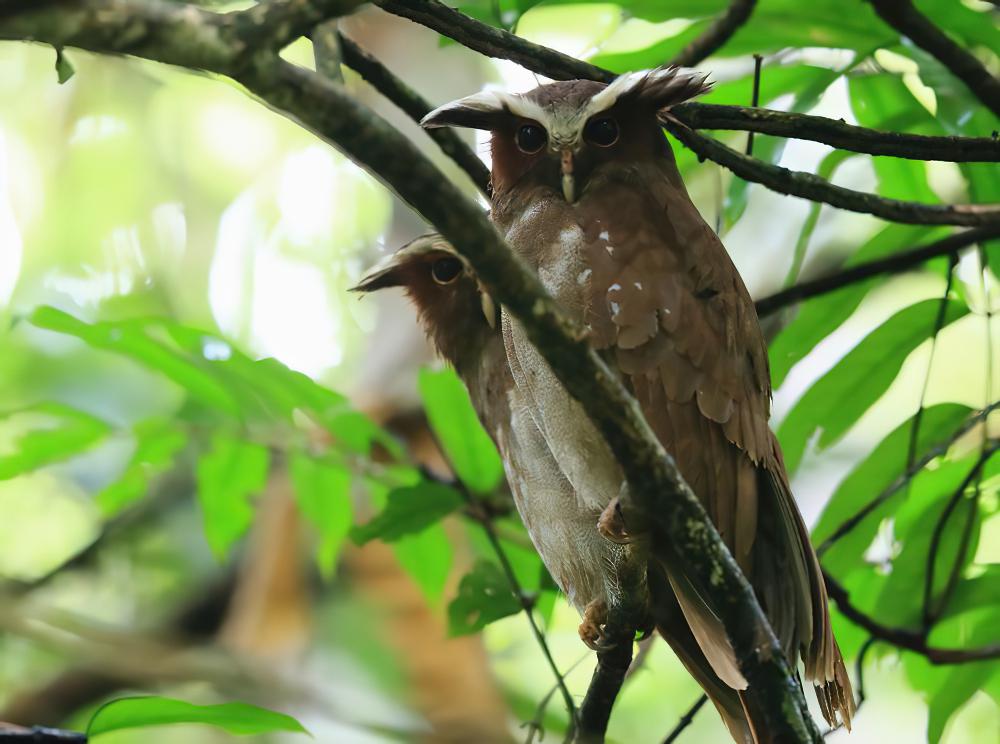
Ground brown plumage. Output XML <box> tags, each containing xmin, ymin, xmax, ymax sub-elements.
<box><xmin>359</xmin><ymin>67</ymin><xmax>854</xmax><ymax>743</ymax></box>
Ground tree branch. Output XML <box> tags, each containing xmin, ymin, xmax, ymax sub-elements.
<box><xmin>670</xmin><ymin>0</ymin><xmax>757</xmax><ymax>68</ymax></box>
<box><xmin>673</xmin><ymin>103</ymin><xmax>1000</xmax><ymax>163</ymax></box>
<box><xmin>662</xmin><ymin>695</ymin><xmax>708</xmax><ymax>744</ymax></box>
<box><xmin>577</xmin><ymin>641</ymin><xmax>633</xmax><ymax>743</ymax></box>
<box><xmin>666</xmin><ymin>124</ymin><xmax>1000</xmax><ymax>226</ymax></box>
<box><xmin>868</xmin><ymin>0</ymin><xmax>1000</xmax><ymax>119</ymax></box>
<box><xmin>755</xmin><ymin>226</ymin><xmax>1000</xmax><ymax>317</ymax></box>
<box><xmin>233</xmin><ymin>0</ymin><xmax>364</xmax><ymax>52</ymax></box>
<box><xmin>823</xmin><ymin>572</ymin><xmax>1000</xmax><ymax>664</ymax></box>
<box><xmin>337</xmin><ymin>32</ymin><xmax>491</xmax><ymax>194</ymax></box>
<box><xmin>0</xmin><ymin>2</ymin><xmax>821</xmax><ymax>740</ymax></box>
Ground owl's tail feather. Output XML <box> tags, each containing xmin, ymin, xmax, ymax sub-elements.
<box><xmin>650</xmin><ymin>565</ymin><xmax>759</xmax><ymax>744</ymax></box>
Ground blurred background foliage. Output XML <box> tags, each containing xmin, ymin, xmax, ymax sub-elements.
<box><xmin>0</xmin><ymin>0</ymin><xmax>997</xmax><ymax>742</ymax></box>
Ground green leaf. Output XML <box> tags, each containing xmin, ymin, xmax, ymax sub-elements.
<box><xmin>31</xmin><ymin>308</ymin><xmax>242</xmax><ymax>417</ymax></box>
<box><xmin>814</xmin><ymin>403</ymin><xmax>971</xmax><ymax>547</ymax></box>
<box><xmin>96</xmin><ymin>419</ymin><xmax>187</xmax><ymax>516</ymax></box>
<box><xmin>351</xmin><ymin>480</ymin><xmax>463</xmax><ymax>544</ymax></box>
<box><xmin>418</xmin><ymin>368</ymin><xmax>503</xmax><ymax>493</ymax></box>
<box><xmin>0</xmin><ymin>402</ymin><xmax>111</xmax><ymax>480</ymax></box>
<box><xmin>393</xmin><ymin>524</ymin><xmax>453</xmax><ymax>602</ymax></box>
<box><xmin>784</xmin><ymin>150</ymin><xmax>855</xmax><ymax>286</ymax></box>
<box><xmin>447</xmin><ymin>559</ymin><xmax>522</xmax><ymax>636</ymax></box>
<box><xmin>87</xmin><ymin>696</ymin><xmax>308</xmax><ymax>738</ymax></box>
<box><xmin>195</xmin><ymin>435</ymin><xmax>269</xmax><ymax>558</ymax></box>
<box><xmin>870</xmin><ymin>453</ymin><xmax>985</xmax><ymax>626</ymax></box>
<box><xmin>777</xmin><ymin>299</ymin><xmax>968</xmax><ymax>474</ymax></box>
<box><xmin>54</xmin><ymin>46</ymin><xmax>74</xmax><ymax>84</ymax></box>
<box><xmin>769</xmin><ymin>223</ymin><xmax>946</xmax><ymax>388</ymax></box>
<box><xmin>289</xmin><ymin>453</ymin><xmax>352</xmax><ymax>578</ymax></box>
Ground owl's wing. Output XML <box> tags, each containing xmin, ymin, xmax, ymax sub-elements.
<box><xmin>579</xmin><ymin>163</ymin><xmax>852</xmax><ymax>728</ymax></box>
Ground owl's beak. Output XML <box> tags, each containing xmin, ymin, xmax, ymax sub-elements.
<box><xmin>560</xmin><ymin>149</ymin><xmax>575</xmax><ymax>203</ymax></box>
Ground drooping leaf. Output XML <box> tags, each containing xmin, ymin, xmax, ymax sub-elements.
<box><xmin>777</xmin><ymin>298</ymin><xmax>968</xmax><ymax>474</ymax></box>
<box><xmin>54</xmin><ymin>46</ymin><xmax>75</xmax><ymax>84</ymax></box>
<box><xmin>87</xmin><ymin>696</ymin><xmax>308</xmax><ymax>738</ymax></box>
<box><xmin>447</xmin><ymin>559</ymin><xmax>522</xmax><ymax>636</ymax></box>
<box><xmin>418</xmin><ymin>367</ymin><xmax>503</xmax><ymax>493</ymax></box>
<box><xmin>289</xmin><ymin>453</ymin><xmax>352</xmax><ymax>578</ymax></box>
<box><xmin>351</xmin><ymin>480</ymin><xmax>463</xmax><ymax>544</ymax></box>
<box><xmin>195</xmin><ymin>435</ymin><xmax>269</xmax><ymax>558</ymax></box>
<box><xmin>0</xmin><ymin>402</ymin><xmax>111</xmax><ymax>480</ymax></box>
<box><xmin>31</xmin><ymin>308</ymin><xmax>242</xmax><ymax>417</ymax></box>
<box><xmin>96</xmin><ymin>418</ymin><xmax>187</xmax><ymax>516</ymax></box>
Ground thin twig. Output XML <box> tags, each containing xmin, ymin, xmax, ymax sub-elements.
<box><xmin>337</xmin><ymin>33</ymin><xmax>491</xmax><ymax>194</ymax></box>
<box><xmin>920</xmin><ymin>435</ymin><xmax>990</xmax><ymax>628</ymax></box>
<box><xmin>755</xmin><ymin>227</ymin><xmax>1000</xmax><ymax>317</ymax></box>
<box><xmin>745</xmin><ymin>54</ymin><xmax>762</xmax><ymax>156</ymax></box>
<box><xmin>670</xmin><ymin>0</ymin><xmax>757</xmax><ymax>68</ymax></box>
<box><xmin>868</xmin><ymin>0</ymin><xmax>1000</xmax><ymax>118</ymax></box>
<box><xmin>662</xmin><ymin>695</ymin><xmax>708</xmax><ymax>744</ymax></box>
<box><xmin>425</xmin><ymin>467</ymin><xmax>578</xmax><ymax>728</ymax></box>
<box><xmin>818</xmin><ymin>406</ymin><xmax>1000</xmax><ymax>553</ymax></box>
<box><xmin>824</xmin><ymin>569</ymin><xmax>1000</xmax><ymax>664</ymax></box>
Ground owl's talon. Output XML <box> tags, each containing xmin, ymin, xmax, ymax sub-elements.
<box><xmin>597</xmin><ymin>497</ymin><xmax>631</xmax><ymax>544</ymax></box>
<box><xmin>579</xmin><ymin>598</ymin><xmax>608</xmax><ymax>651</ymax></box>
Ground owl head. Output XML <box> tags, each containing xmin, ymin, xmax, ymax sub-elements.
<box><xmin>422</xmin><ymin>66</ymin><xmax>710</xmax><ymax>202</ymax></box>
<box><xmin>351</xmin><ymin>234</ymin><xmax>497</xmax><ymax>372</ymax></box>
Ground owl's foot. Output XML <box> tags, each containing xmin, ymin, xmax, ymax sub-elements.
<box><xmin>597</xmin><ymin>497</ymin><xmax>631</xmax><ymax>544</ymax></box>
<box><xmin>578</xmin><ymin>598</ymin><xmax>610</xmax><ymax>651</ymax></box>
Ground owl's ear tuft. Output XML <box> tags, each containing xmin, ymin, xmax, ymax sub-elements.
<box><xmin>588</xmin><ymin>66</ymin><xmax>711</xmax><ymax>115</ymax></box>
<box><xmin>422</xmin><ymin>91</ymin><xmax>512</xmax><ymax>130</ymax></box>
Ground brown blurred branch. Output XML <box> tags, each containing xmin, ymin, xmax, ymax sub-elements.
<box><xmin>755</xmin><ymin>226</ymin><xmax>1000</xmax><ymax>317</ymax></box>
<box><xmin>670</xmin><ymin>0</ymin><xmax>757</xmax><ymax>67</ymax></box>
<box><xmin>823</xmin><ymin>572</ymin><xmax>1000</xmax><ymax>664</ymax></box>
<box><xmin>868</xmin><ymin>0</ymin><xmax>1000</xmax><ymax>118</ymax></box>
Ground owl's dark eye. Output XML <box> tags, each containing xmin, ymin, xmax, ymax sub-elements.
<box><xmin>515</xmin><ymin>124</ymin><xmax>547</xmax><ymax>154</ymax></box>
<box><xmin>584</xmin><ymin>117</ymin><xmax>619</xmax><ymax>147</ymax></box>
<box><xmin>431</xmin><ymin>256</ymin><xmax>463</xmax><ymax>285</ymax></box>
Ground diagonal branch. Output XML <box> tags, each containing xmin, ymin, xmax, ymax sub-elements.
<box><xmin>755</xmin><ymin>226</ymin><xmax>1000</xmax><ymax>317</ymax></box>
<box><xmin>337</xmin><ymin>33</ymin><xmax>491</xmax><ymax>194</ymax></box>
<box><xmin>666</xmin><ymin>124</ymin><xmax>1000</xmax><ymax>226</ymax></box>
<box><xmin>673</xmin><ymin>103</ymin><xmax>1000</xmax><ymax>163</ymax></box>
<box><xmin>670</xmin><ymin>0</ymin><xmax>757</xmax><ymax>68</ymax></box>
<box><xmin>868</xmin><ymin>0</ymin><xmax>1000</xmax><ymax>119</ymax></box>
<box><xmin>373</xmin><ymin>0</ymin><xmax>614</xmax><ymax>83</ymax></box>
